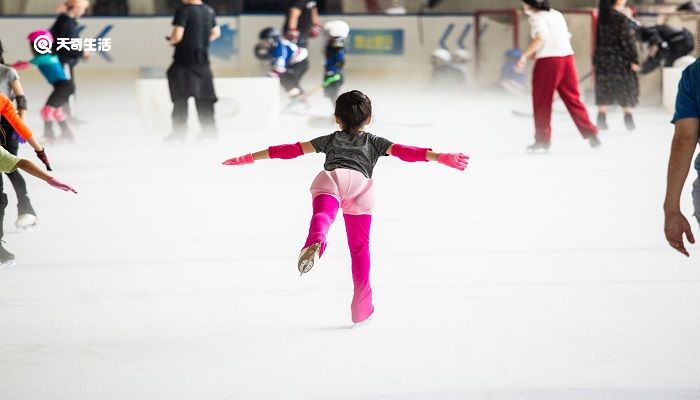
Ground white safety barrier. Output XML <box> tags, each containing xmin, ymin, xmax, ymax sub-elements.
<box><xmin>135</xmin><ymin>77</ymin><xmax>280</xmax><ymax>134</ymax></box>
<box><xmin>663</xmin><ymin>67</ymin><xmax>683</xmax><ymax>114</ymax></box>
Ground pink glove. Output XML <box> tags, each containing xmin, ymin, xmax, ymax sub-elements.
<box><xmin>47</xmin><ymin>177</ymin><xmax>78</xmax><ymax>193</ymax></box>
<box><xmin>285</xmin><ymin>29</ymin><xmax>300</xmax><ymax>42</ymax></box>
<box><xmin>438</xmin><ymin>153</ymin><xmax>469</xmax><ymax>171</ymax></box>
<box><xmin>310</xmin><ymin>25</ymin><xmax>322</xmax><ymax>38</ymax></box>
<box><xmin>222</xmin><ymin>153</ymin><xmax>254</xmax><ymax>166</ymax></box>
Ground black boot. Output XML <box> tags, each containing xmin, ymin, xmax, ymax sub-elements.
<box><xmin>597</xmin><ymin>112</ymin><xmax>608</xmax><ymax>131</ymax></box>
<box><xmin>624</xmin><ymin>113</ymin><xmax>636</xmax><ymax>131</ymax></box>
<box><xmin>0</xmin><ymin>193</ymin><xmax>15</xmax><ymax>266</ymax></box>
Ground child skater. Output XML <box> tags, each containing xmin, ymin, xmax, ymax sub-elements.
<box><xmin>322</xmin><ymin>20</ymin><xmax>349</xmax><ymax>104</ymax></box>
<box><xmin>258</xmin><ymin>27</ymin><xmax>309</xmax><ymax>104</ymax></box>
<box><xmin>0</xmin><ymin>92</ymin><xmax>76</xmax><ymax>265</ymax></box>
<box><xmin>26</xmin><ymin>30</ymin><xmax>76</xmax><ymax>142</ymax></box>
<box><xmin>516</xmin><ymin>0</ymin><xmax>600</xmax><ymax>151</ymax></box>
<box><xmin>0</xmin><ymin>39</ymin><xmax>50</xmax><ymax>231</ymax></box>
<box><xmin>222</xmin><ymin>90</ymin><xmax>468</xmax><ymax>326</ymax></box>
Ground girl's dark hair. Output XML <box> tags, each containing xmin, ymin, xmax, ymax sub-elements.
<box><xmin>522</xmin><ymin>0</ymin><xmax>550</xmax><ymax>11</ymax></box>
<box><xmin>334</xmin><ymin>90</ymin><xmax>372</xmax><ymax>133</ymax></box>
<box><xmin>598</xmin><ymin>0</ymin><xmax>614</xmax><ymax>25</ymax></box>
<box><xmin>0</xmin><ymin>39</ymin><xmax>4</xmax><ymax>65</ymax></box>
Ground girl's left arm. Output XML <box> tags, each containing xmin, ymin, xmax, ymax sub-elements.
<box><xmin>387</xmin><ymin>144</ymin><xmax>469</xmax><ymax>171</ymax></box>
<box><xmin>0</xmin><ymin>97</ymin><xmax>52</xmax><ymax>170</ymax></box>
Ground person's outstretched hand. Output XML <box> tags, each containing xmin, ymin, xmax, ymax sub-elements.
<box><xmin>222</xmin><ymin>154</ymin><xmax>254</xmax><ymax>166</ymax></box>
<box><xmin>47</xmin><ymin>177</ymin><xmax>77</xmax><ymax>194</ymax></box>
<box><xmin>438</xmin><ymin>153</ymin><xmax>469</xmax><ymax>171</ymax></box>
<box><xmin>665</xmin><ymin>210</ymin><xmax>695</xmax><ymax>257</ymax></box>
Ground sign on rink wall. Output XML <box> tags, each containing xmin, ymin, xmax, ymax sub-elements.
<box><xmin>0</xmin><ymin>15</ymin><xmax>476</xmax><ymax>74</ymax></box>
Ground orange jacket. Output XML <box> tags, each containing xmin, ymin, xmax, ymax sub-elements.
<box><xmin>0</xmin><ymin>93</ymin><xmax>32</xmax><ymax>140</ymax></box>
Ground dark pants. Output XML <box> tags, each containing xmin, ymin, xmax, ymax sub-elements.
<box><xmin>281</xmin><ymin>59</ymin><xmax>309</xmax><ymax>93</ymax></box>
<box><xmin>167</xmin><ymin>62</ymin><xmax>218</xmax><ymax>137</ymax></box>
<box><xmin>46</xmin><ymin>80</ymin><xmax>75</xmax><ymax>108</ymax></box>
<box><xmin>532</xmin><ymin>55</ymin><xmax>598</xmax><ymax>143</ymax></box>
<box><xmin>171</xmin><ymin>98</ymin><xmax>217</xmax><ymax>137</ymax></box>
<box><xmin>0</xmin><ymin>121</ymin><xmax>35</xmax><ymax>218</ymax></box>
<box><xmin>61</xmin><ymin>63</ymin><xmax>77</xmax><ymax>117</ymax></box>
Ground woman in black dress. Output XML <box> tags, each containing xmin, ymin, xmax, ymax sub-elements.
<box><xmin>594</xmin><ymin>0</ymin><xmax>640</xmax><ymax>131</ymax></box>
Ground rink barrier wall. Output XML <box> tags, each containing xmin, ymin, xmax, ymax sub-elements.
<box><xmin>0</xmin><ymin>12</ymin><xmax>691</xmax><ymax>106</ymax></box>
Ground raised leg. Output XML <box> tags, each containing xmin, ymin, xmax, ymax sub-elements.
<box><xmin>303</xmin><ymin>194</ymin><xmax>340</xmax><ymax>255</ymax></box>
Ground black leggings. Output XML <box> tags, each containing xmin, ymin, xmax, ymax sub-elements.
<box><xmin>46</xmin><ymin>80</ymin><xmax>75</xmax><ymax>108</ymax></box>
<box><xmin>281</xmin><ymin>59</ymin><xmax>309</xmax><ymax>92</ymax></box>
<box><xmin>0</xmin><ymin>120</ymin><xmax>34</xmax><ymax>215</ymax></box>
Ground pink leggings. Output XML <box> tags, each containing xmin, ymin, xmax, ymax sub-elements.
<box><xmin>303</xmin><ymin>169</ymin><xmax>375</xmax><ymax>323</ymax></box>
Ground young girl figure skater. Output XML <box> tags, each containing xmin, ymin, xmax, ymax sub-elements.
<box><xmin>222</xmin><ymin>90</ymin><xmax>468</xmax><ymax>325</ymax></box>
<box><xmin>0</xmin><ymin>93</ymin><xmax>76</xmax><ymax>265</ymax></box>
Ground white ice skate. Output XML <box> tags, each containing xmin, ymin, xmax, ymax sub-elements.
<box><xmin>298</xmin><ymin>242</ymin><xmax>321</xmax><ymax>275</ymax></box>
<box><xmin>15</xmin><ymin>214</ymin><xmax>38</xmax><ymax>231</ymax></box>
<box><xmin>352</xmin><ymin>315</ymin><xmax>373</xmax><ymax>329</ymax></box>
<box><xmin>526</xmin><ymin>142</ymin><xmax>551</xmax><ymax>153</ymax></box>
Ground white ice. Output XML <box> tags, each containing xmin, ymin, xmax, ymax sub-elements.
<box><xmin>0</xmin><ymin>71</ymin><xmax>699</xmax><ymax>400</ymax></box>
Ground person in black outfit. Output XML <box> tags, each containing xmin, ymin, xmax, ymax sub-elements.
<box><xmin>593</xmin><ymin>0</ymin><xmax>639</xmax><ymax>131</ymax></box>
<box><xmin>638</xmin><ymin>25</ymin><xmax>695</xmax><ymax>74</ymax></box>
<box><xmin>165</xmin><ymin>0</ymin><xmax>220</xmax><ymax>142</ymax></box>
<box><xmin>49</xmin><ymin>0</ymin><xmax>90</xmax><ymax>124</ymax></box>
<box><xmin>283</xmin><ymin>0</ymin><xmax>322</xmax><ymax>49</ymax></box>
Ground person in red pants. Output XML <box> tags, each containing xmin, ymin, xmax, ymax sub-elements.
<box><xmin>517</xmin><ymin>0</ymin><xmax>601</xmax><ymax>151</ymax></box>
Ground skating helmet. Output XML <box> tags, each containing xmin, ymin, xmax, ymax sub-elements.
<box><xmin>323</xmin><ymin>20</ymin><xmax>350</xmax><ymax>39</ymax></box>
<box><xmin>259</xmin><ymin>27</ymin><xmax>281</xmax><ymax>41</ymax></box>
<box><xmin>432</xmin><ymin>48</ymin><xmax>451</xmax><ymax>63</ymax></box>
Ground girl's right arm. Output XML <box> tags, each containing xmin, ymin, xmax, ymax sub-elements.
<box><xmin>223</xmin><ymin>142</ymin><xmax>315</xmax><ymax>166</ymax></box>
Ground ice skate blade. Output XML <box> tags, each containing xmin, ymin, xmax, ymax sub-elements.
<box><xmin>352</xmin><ymin>316</ymin><xmax>373</xmax><ymax>329</ymax></box>
<box><xmin>298</xmin><ymin>243</ymin><xmax>321</xmax><ymax>275</ymax></box>
<box><xmin>0</xmin><ymin>260</ymin><xmax>16</xmax><ymax>268</ymax></box>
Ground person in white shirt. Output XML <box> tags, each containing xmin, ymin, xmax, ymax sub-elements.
<box><xmin>516</xmin><ymin>0</ymin><xmax>600</xmax><ymax>151</ymax></box>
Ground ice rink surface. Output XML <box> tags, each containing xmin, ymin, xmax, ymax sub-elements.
<box><xmin>1</xmin><ymin>73</ymin><xmax>699</xmax><ymax>400</ymax></box>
